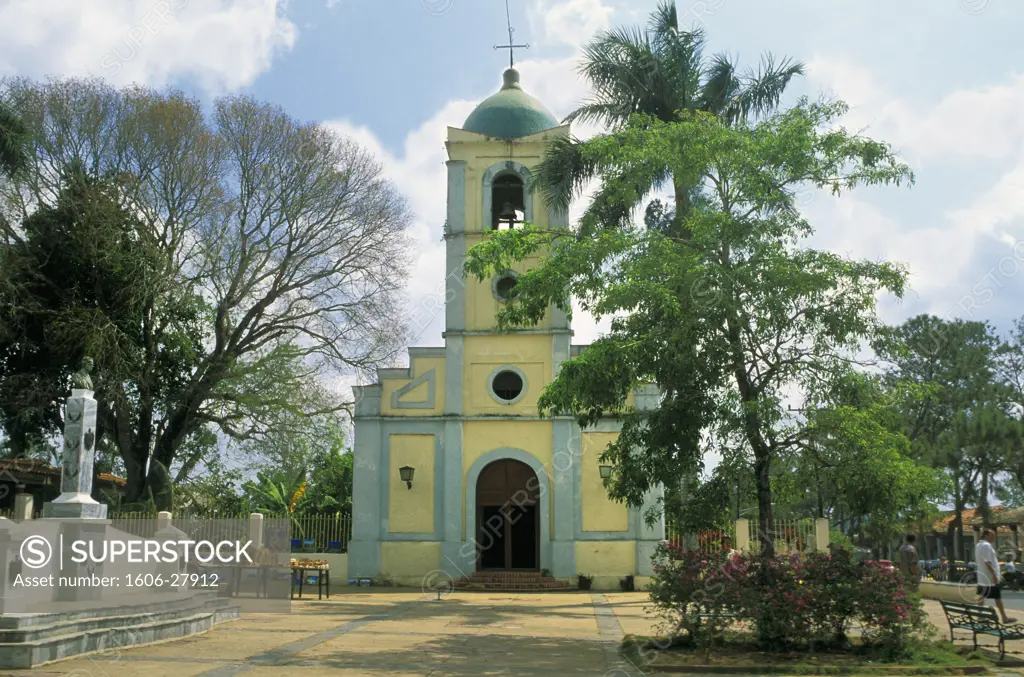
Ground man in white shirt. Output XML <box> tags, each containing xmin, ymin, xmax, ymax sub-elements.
<box><xmin>975</xmin><ymin>528</ymin><xmax>1017</xmax><ymax>623</ymax></box>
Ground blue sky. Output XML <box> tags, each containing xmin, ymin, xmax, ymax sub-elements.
<box><xmin>2</xmin><ymin>0</ymin><xmax>1023</xmax><ymax>353</ymax></box>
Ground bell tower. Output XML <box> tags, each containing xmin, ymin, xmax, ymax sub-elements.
<box><xmin>443</xmin><ymin>67</ymin><xmax>569</xmax><ymax>337</ymax></box>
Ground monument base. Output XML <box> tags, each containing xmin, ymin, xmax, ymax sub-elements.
<box><xmin>43</xmin><ymin>493</ymin><xmax>108</xmax><ymax>519</ymax></box>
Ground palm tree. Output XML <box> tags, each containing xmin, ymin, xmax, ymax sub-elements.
<box><xmin>0</xmin><ymin>101</ymin><xmax>27</xmax><ymax>178</ymax></box>
<box><xmin>538</xmin><ymin>0</ymin><xmax>804</xmax><ymax>235</ymax></box>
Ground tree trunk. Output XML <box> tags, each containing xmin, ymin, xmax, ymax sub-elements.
<box><xmin>979</xmin><ymin>470</ymin><xmax>991</xmax><ymax>527</ymax></box>
<box><xmin>671</xmin><ymin>177</ymin><xmax>693</xmax><ymax>239</ymax></box>
<box><xmin>754</xmin><ymin>448</ymin><xmax>774</xmax><ymax>557</ymax></box>
<box><xmin>814</xmin><ymin>462</ymin><xmax>824</xmax><ymax>519</ymax></box>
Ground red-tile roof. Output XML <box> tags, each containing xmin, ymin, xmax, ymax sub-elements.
<box><xmin>0</xmin><ymin>459</ymin><xmax>126</xmax><ymax>486</ymax></box>
<box><xmin>932</xmin><ymin>507</ymin><xmax>1017</xmax><ymax>532</ymax></box>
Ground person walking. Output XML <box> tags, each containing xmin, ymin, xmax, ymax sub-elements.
<box><xmin>898</xmin><ymin>534</ymin><xmax>921</xmax><ymax>591</ymax></box>
<box><xmin>975</xmin><ymin>528</ymin><xmax>1017</xmax><ymax>622</ymax></box>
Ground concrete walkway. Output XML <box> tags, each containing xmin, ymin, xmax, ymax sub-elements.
<box><xmin>3</xmin><ymin>590</ymin><xmax>657</xmax><ymax>677</ymax></box>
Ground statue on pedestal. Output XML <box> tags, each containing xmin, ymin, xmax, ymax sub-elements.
<box><xmin>71</xmin><ymin>356</ymin><xmax>94</xmax><ymax>392</ymax></box>
<box><xmin>43</xmin><ymin>356</ymin><xmax>106</xmax><ymax>519</ymax></box>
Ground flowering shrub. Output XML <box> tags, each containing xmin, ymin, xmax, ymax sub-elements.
<box><xmin>648</xmin><ymin>544</ymin><xmax>748</xmax><ymax>648</ymax></box>
<box><xmin>856</xmin><ymin>559</ymin><xmax>926</xmax><ymax>650</ymax></box>
<box><xmin>800</xmin><ymin>550</ymin><xmax>863</xmax><ymax>642</ymax></box>
<box><xmin>737</xmin><ymin>554</ymin><xmax>813</xmax><ymax>645</ymax></box>
<box><xmin>648</xmin><ymin>544</ymin><xmax>925</xmax><ymax>653</ymax></box>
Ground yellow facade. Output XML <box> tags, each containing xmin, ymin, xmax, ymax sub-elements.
<box><xmin>381</xmin><ymin>356</ymin><xmax>446</xmax><ymax>416</ymax></box>
<box><xmin>388</xmin><ymin>434</ymin><xmax>435</xmax><ymax>534</ymax></box>
<box><xmin>581</xmin><ymin>433</ymin><xmax>630</xmax><ymax>532</ymax></box>
<box><xmin>463</xmin><ymin>334</ymin><xmax>550</xmax><ymax>415</ymax></box>
<box><xmin>381</xmin><ymin>541</ymin><xmax>440</xmax><ymax>585</ymax></box>
<box><xmin>576</xmin><ymin>541</ymin><xmax>636</xmax><ymax>590</ymax></box>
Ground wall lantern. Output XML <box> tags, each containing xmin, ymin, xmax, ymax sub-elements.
<box><xmin>399</xmin><ymin>465</ymin><xmax>415</xmax><ymax>490</ymax></box>
<box><xmin>599</xmin><ymin>465</ymin><xmax>613</xmax><ymax>480</ymax></box>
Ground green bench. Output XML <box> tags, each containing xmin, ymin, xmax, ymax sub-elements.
<box><xmin>939</xmin><ymin>599</ymin><xmax>1024</xmax><ymax>659</ymax></box>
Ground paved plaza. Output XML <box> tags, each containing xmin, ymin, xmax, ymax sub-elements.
<box><xmin>3</xmin><ymin>590</ymin><xmax>656</xmax><ymax>677</ymax></box>
<box><xmin>10</xmin><ymin>591</ymin><xmax>1024</xmax><ymax>676</ymax></box>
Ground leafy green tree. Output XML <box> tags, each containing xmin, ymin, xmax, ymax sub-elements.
<box><xmin>174</xmin><ymin>447</ymin><xmax>249</xmax><ymax>515</ymax></box>
<box><xmin>466</xmin><ymin>102</ymin><xmax>912</xmax><ymax>555</ymax></box>
<box><xmin>538</xmin><ymin>0</ymin><xmax>803</xmax><ymax>233</ymax></box>
<box><xmin>303</xmin><ymin>445</ymin><xmax>354</xmax><ymax>514</ymax></box>
<box><xmin>772</xmin><ymin>370</ymin><xmax>946</xmax><ymax>548</ymax></box>
<box><xmin>667</xmin><ymin>448</ymin><xmax>754</xmax><ymax>533</ymax></box>
<box><xmin>244</xmin><ymin>467</ymin><xmax>308</xmax><ymax>515</ymax></box>
<box><xmin>996</xmin><ymin>316</ymin><xmax>1024</xmax><ymax>503</ymax></box>
<box><xmin>876</xmin><ymin>315</ymin><xmax>1020</xmax><ymax>559</ymax></box>
<box><xmin>235</xmin><ymin>419</ymin><xmax>353</xmax><ymax>514</ymax></box>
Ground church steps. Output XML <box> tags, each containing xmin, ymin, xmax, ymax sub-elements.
<box><xmin>455</xmin><ymin>571</ymin><xmax>573</xmax><ymax>591</ymax></box>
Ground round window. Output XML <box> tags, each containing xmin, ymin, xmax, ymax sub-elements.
<box><xmin>492</xmin><ymin>271</ymin><xmax>519</xmax><ymax>302</ymax></box>
<box><xmin>495</xmin><ymin>275</ymin><xmax>517</xmax><ymax>301</ymax></box>
<box><xmin>491</xmin><ymin>369</ymin><xmax>524</xmax><ymax>402</ymax></box>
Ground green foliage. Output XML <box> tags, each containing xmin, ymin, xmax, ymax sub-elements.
<box><xmin>173</xmin><ymin>449</ymin><xmax>249</xmax><ymax>515</ymax></box>
<box><xmin>303</xmin><ymin>445</ymin><xmax>354</xmax><ymax>513</ymax></box>
<box><xmin>244</xmin><ymin>467</ymin><xmax>307</xmax><ymax>515</ymax></box>
<box><xmin>466</xmin><ymin>101</ymin><xmax>913</xmax><ymax>553</ymax></box>
<box><xmin>773</xmin><ymin>369</ymin><xmax>946</xmax><ymax>543</ymax></box>
<box><xmin>0</xmin><ymin>100</ymin><xmax>26</xmax><ymax>177</ymax></box>
<box><xmin>0</xmin><ymin>169</ymin><xmax>206</xmax><ymax>463</ymax></box>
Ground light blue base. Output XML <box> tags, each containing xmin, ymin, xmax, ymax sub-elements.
<box><xmin>552</xmin><ymin>541</ymin><xmax>575</xmax><ymax>577</ymax></box>
<box><xmin>635</xmin><ymin>540</ymin><xmax>661</xmax><ymax>576</ymax></box>
<box><xmin>441</xmin><ymin>540</ymin><xmax>475</xmax><ymax>579</ymax></box>
<box><xmin>347</xmin><ymin>540</ymin><xmax>380</xmax><ymax>578</ymax></box>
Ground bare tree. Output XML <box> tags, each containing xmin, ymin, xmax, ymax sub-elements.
<box><xmin>0</xmin><ymin>79</ymin><xmax>411</xmax><ymax>506</ymax></box>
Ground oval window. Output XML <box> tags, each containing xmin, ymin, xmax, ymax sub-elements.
<box><xmin>491</xmin><ymin>370</ymin><xmax>524</xmax><ymax>402</ymax></box>
<box><xmin>494</xmin><ymin>274</ymin><xmax>518</xmax><ymax>301</ymax></box>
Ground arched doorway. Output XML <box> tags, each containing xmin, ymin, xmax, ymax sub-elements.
<box><xmin>475</xmin><ymin>458</ymin><xmax>539</xmax><ymax>570</ymax></box>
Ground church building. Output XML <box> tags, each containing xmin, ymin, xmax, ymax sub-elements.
<box><xmin>349</xmin><ymin>67</ymin><xmax>664</xmax><ymax>590</ymax></box>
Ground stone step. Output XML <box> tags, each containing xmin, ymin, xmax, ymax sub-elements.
<box><xmin>0</xmin><ymin>590</ymin><xmax>223</xmax><ymax>629</ymax></box>
<box><xmin>0</xmin><ymin>596</ymin><xmax>232</xmax><ymax>643</ymax></box>
<box><xmin>464</xmin><ymin>577</ymin><xmax>569</xmax><ymax>581</ymax></box>
<box><xmin>455</xmin><ymin>572</ymin><xmax>573</xmax><ymax>591</ymax></box>
<box><xmin>455</xmin><ymin>585</ymin><xmax>573</xmax><ymax>592</ymax></box>
<box><xmin>457</xmin><ymin>581</ymin><xmax>569</xmax><ymax>587</ymax></box>
<box><xmin>0</xmin><ymin>598</ymin><xmax>239</xmax><ymax>669</ymax></box>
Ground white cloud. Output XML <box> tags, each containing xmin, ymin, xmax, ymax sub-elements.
<box><xmin>0</xmin><ymin>0</ymin><xmax>297</xmax><ymax>92</ymax></box>
<box><xmin>529</xmin><ymin>0</ymin><xmax>614</xmax><ymax>49</ymax></box>
<box><xmin>948</xmin><ymin>154</ymin><xmax>1024</xmax><ymax>238</ymax></box>
<box><xmin>806</xmin><ymin>56</ymin><xmax>1024</xmax><ymax>163</ymax></box>
<box><xmin>801</xmin><ymin>56</ymin><xmax>1024</xmax><ymax>332</ymax></box>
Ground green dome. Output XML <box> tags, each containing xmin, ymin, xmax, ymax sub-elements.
<box><xmin>462</xmin><ymin>68</ymin><xmax>560</xmax><ymax>139</ymax></box>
